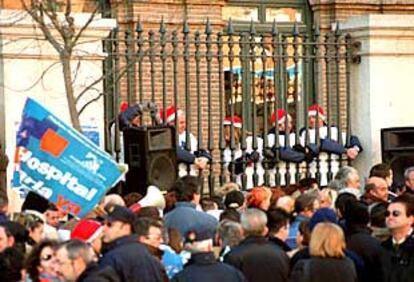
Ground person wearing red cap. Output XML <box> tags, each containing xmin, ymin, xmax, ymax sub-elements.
<box><xmin>71</xmin><ymin>219</ymin><xmax>104</xmax><ymax>256</ymax></box>
<box><xmin>161</xmin><ymin>105</ymin><xmax>211</xmax><ymax>176</ymax></box>
<box><xmin>300</xmin><ymin>104</ymin><xmax>363</xmax><ymax>185</ymax></box>
<box><xmin>223</xmin><ymin>116</ymin><xmax>264</xmax><ymax>189</ymax></box>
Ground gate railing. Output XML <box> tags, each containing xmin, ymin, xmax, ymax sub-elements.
<box><xmin>103</xmin><ymin>19</ymin><xmax>354</xmax><ymax>195</ymax></box>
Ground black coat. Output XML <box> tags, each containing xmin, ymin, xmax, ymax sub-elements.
<box><xmin>289</xmin><ymin>257</ymin><xmax>357</xmax><ymax>282</ymax></box>
<box><xmin>99</xmin><ymin>235</ymin><xmax>165</xmax><ymax>282</ymax></box>
<box><xmin>345</xmin><ymin>225</ymin><xmax>386</xmax><ymax>282</ymax></box>
<box><xmin>77</xmin><ymin>263</ymin><xmax>120</xmax><ymax>282</ymax></box>
<box><xmin>172</xmin><ymin>252</ymin><xmax>246</xmax><ymax>282</ymax></box>
<box><xmin>381</xmin><ymin>231</ymin><xmax>414</xmax><ymax>282</ymax></box>
<box><xmin>223</xmin><ymin>236</ymin><xmax>290</xmax><ymax>282</ymax></box>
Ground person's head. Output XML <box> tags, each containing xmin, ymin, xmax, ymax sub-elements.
<box><xmin>297</xmin><ymin>220</ymin><xmax>311</xmax><ymax>248</ymax></box>
<box><xmin>25</xmin><ymin>240</ymin><xmax>59</xmax><ymax>282</ymax></box>
<box><xmin>0</xmin><ymin>195</ymin><xmax>8</xmax><ymax>215</ymax></box>
<box><xmin>334</xmin><ymin>166</ymin><xmax>360</xmax><ymax>189</ymax></box>
<box><xmin>299</xmin><ymin>178</ymin><xmax>319</xmax><ymax>192</ymax></box>
<box><xmin>135</xmin><ymin>217</ymin><xmax>164</xmax><ymax>249</ymax></box>
<box><xmin>309</xmin><ymin>208</ymin><xmax>338</xmax><ymax>231</ymax></box>
<box><xmin>176</xmin><ymin>110</ymin><xmax>186</xmax><ymax>134</ymax></box>
<box><xmin>219</xmin><ymin>209</ymin><xmax>241</xmax><ymax>223</ymax></box>
<box><xmin>216</xmin><ymin>220</ymin><xmax>244</xmax><ymax>248</ymax></box>
<box><xmin>240</xmin><ymin>208</ymin><xmax>268</xmax><ymax>237</ymax></box>
<box><xmin>118</xmin><ymin>104</ymin><xmax>142</xmax><ymax>129</ymax></box>
<box><xmin>0</xmin><ymin>247</ymin><xmax>25</xmax><ymax>282</ymax></box>
<box><xmin>200</xmin><ymin>198</ymin><xmax>218</xmax><ymax>212</ymax></box>
<box><xmin>344</xmin><ymin>201</ymin><xmax>369</xmax><ymax>227</ymax></box>
<box><xmin>102</xmin><ymin>205</ymin><xmax>135</xmax><ymax>243</ymax></box>
<box><xmin>246</xmin><ymin>187</ymin><xmax>272</xmax><ymax>211</ymax></box>
<box><xmin>276</xmin><ymin>195</ymin><xmax>295</xmax><ymax>214</ymax></box>
<box><xmin>369</xmin><ymin>163</ymin><xmax>393</xmax><ymax>187</ymax></box>
<box><xmin>102</xmin><ymin>194</ymin><xmax>126</xmax><ymax>213</ymax></box>
<box><xmin>56</xmin><ymin>240</ymin><xmax>96</xmax><ymax>282</ymax></box>
<box><xmin>335</xmin><ymin>193</ymin><xmax>357</xmax><ymax>219</ymax></box>
<box><xmin>319</xmin><ymin>188</ymin><xmax>338</xmax><ymax>209</ymax></box>
<box><xmin>20</xmin><ymin>212</ymin><xmax>44</xmax><ymax>244</ymax></box>
<box><xmin>0</xmin><ymin>224</ymin><xmax>14</xmax><ymax>252</ymax></box>
<box><xmin>224</xmin><ymin>190</ymin><xmax>245</xmax><ymax>211</ymax></box>
<box><xmin>45</xmin><ymin>203</ymin><xmax>60</xmax><ymax>228</ymax></box>
<box><xmin>215</xmin><ymin>182</ymin><xmax>240</xmax><ymax>198</ymax></box>
<box><xmin>295</xmin><ymin>193</ymin><xmax>319</xmax><ymax>218</ymax></box>
<box><xmin>70</xmin><ymin>219</ymin><xmax>103</xmax><ymax>255</ymax></box>
<box><xmin>267</xmin><ymin>208</ymin><xmax>291</xmax><ymax>241</ymax></box>
<box><xmin>404</xmin><ymin>166</ymin><xmax>414</xmax><ymax>191</ymax></box>
<box><xmin>223</xmin><ymin>116</ymin><xmax>242</xmax><ymax>146</ymax></box>
<box><xmin>171</xmin><ymin>176</ymin><xmax>201</xmax><ymax>204</ymax></box>
<box><xmin>386</xmin><ymin>194</ymin><xmax>414</xmax><ymax>235</ymax></box>
<box><xmin>365</xmin><ymin>176</ymin><xmax>389</xmax><ymax>202</ymax></box>
<box><xmin>123</xmin><ymin>192</ymin><xmax>143</xmax><ymax>208</ymax></box>
<box><xmin>309</xmin><ymin>223</ymin><xmax>345</xmax><ymax>258</ymax></box>
<box><xmin>183</xmin><ymin>224</ymin><xmax>215</xmax><ymax>253</ymax></box>
<box><xmin>271</xmin><ymin>109</ymin><xmax>292</xmax><ymax>132</ymax></box>
<box><xmin>307</xmin><ymin>104</ymin><xmax>326</xmax><ymax>129</ymax></box>
<box><xmin>370</xmin><ymin>202</ymin><xmax>388</xmax><ymax>228</ymax></box>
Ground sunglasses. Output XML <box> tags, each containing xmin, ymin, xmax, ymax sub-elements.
<box><xmin>41</xmin><ymin>254</ymin><xmax>53</xmax><ymax>262</ymax></box>
<box><xmin>386</xmin><ymin>210</ymin><xmax>402</xmax><ymax>218</ymax></box>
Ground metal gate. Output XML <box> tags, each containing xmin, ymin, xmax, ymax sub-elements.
<box><xmin>102</xmin><ymin>19</ymin><xmax>355</xmax><ymax>195</ymax></box>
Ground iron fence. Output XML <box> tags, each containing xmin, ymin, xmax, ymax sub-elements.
<box><xmin>103</xmin><ymin>19</ymin><xmax>355</xmax><ymax>195</ymax></box>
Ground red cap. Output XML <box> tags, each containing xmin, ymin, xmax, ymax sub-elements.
<box><xmin>120</xmin><ymin>102</ymin><xmax>129</xmax><ymax>112</ymax></box>
<box><xmin>271</xmin><ymin>109</ymin><xmax>287</xmax><ymax>125</ymax></box>
<box><xmin>160</xmin><ymin>105</ymin><xmax>184</xmax><ymax>123</ymax></box>
<box><xmin>70</xmin><ymin>219</ymin><xmax>103</xmax><ymax>243</ymax></box>
<box><xmin>308</xmin><ymin>104</ymin><xmax>326</xmax><ymax>120</ymax></box>
<box><xmin>223</xmin><ymin>116</ymin><xmax>242</xmax><ymax>128</ymax></box>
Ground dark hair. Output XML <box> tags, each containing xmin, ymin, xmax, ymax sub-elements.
<box><xmin>298</xmin><ymin>220</ymin><xmax>311</xmax><ymax>246</ymax></box>
<box><xmin>171</xmin><ymin>176</ymin><xmax>201</xmax><ymax>202</ymax></box>
<box><xmin>370</xmin><ymin>202</ymin><xmax>388</xmax><ymax>228</ymax></box>
<box><xmin>295</xmin><ymin>193</ymin><xmax>318</xmax><ymax>214</ymax></box>
<box><xmin>123</xmin><ymin>192</ymin><xmax>143</xmax><ymax>208</ymax></box>
<box><xmin>25</xmin><ymin>240</ymin><xmax>58</xmax><ymax>282</ymax></box>
<box><xmin>136</xmin><ymin>207</ymin><xmax>160</xmax><ymax>220</ymax></box>
<box><xmin>335</xmin><ymin>193</ymin><xmax>357</xmax><ymax>218</ymax></box>
<box><xmin>200</xmin><ymin>198</ymin><xmax>217</xmax><ymax>211</ymax></box>
<box><xmin>369</xmin><ymin>163</ymin><xmax>391</xmax><ymax>179</ymax></box>
<box><xmin>299</xmin><ymin>178</ymin><xmax>318</xmax><ymax>190</ymax></box>
<box><xmin>135</xmin><ymin>217</ymin><xmax>163</xmax><ymax>237</ymax></box>
<box><xmin>0</xmin><ymin>247</ymin><xmax>25</xmax><ymax>282</ymax></box>
<box><xmin>219</xmin><ymin>209</ymin><xmax>241</xmax><ymax>223</ymax></box>
<box><xmin>46</xmin><ymin>203</ymin><xmax>58</xmax><ymax>212</ymax></box>
<box><xmin>392</xmin><ymin>194</ymin><xmax>414</xmax><ymax>217</ymax></box>
<box><xmin>267</xmin><ymin>208</ymin><xmax>291</xmax><ymax>234</ymax></box>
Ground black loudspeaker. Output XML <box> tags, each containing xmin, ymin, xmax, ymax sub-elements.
<box><xmin>381</xmin><ymin>127</ymin><xmax>414</xmax><ymax>187</ymax></box>
<box><xmin>123</xmin><ymin>126</ymin><xmax>177</xmax><ymax>195</ymax></box>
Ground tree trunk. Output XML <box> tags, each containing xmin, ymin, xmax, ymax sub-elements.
<box><xmin>61</xmin><ymin>53</ymin><xmax>82</xmax><ymax>132</ymax></box>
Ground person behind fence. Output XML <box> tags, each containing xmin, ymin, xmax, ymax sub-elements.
<box><xmin>161</xmin><ymin>105</ymin><xmax>211</xmax><ymax>176</ymax></box>
<box><xmin>171</xmin><ymin>222</ymin><xmax>247</xmax><ymax>282</ymax></box>
<box><xmin>222</xmin><ymin>116</ymin><xmax>264</xmax><ymax>188</ymax></box>
<box><xmin>381</xmin><ymin>194</ymin><xmax>414</xmax><ymax>282</ymax></box>
<box><xmin>266</xmin><ymin>109</ymin><xmax>318</xmax><ymax>186</ymax></box>
<box><xmin>300</xmin><ymin>104</ymin><xmax>363</xmax><ymax>186</ymax></box>
<box><xmin>289</xmin><ymin>222</ymin><xmax>357</xmax><ymax>282</ymax></box>
<box><xmin>223</xmin><ymin>208</ymin><xmax>289</xmax><ymax>282</ymax></box>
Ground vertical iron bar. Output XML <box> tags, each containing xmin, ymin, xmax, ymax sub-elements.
<box><xmin>282</xmin><ymin>34</ymin><xmax>291</xmax><ymax>186</ymax></box>
<box><xmin>249</xmin><ymin>21</ymin><xmax>258</xmax><ymax>186</ymax></box>
<box><xmin>124</xmin><ymin>29</ymin><xmax>134</xmax><ymax>104</ymax></box>
<box><xmin>113</xmin><ymin>28</ymin><xmax>121</xmax><ymax>162</ymax></box>
<box><xmin>136</xmin><ymin>20</ymin><xmax>144</xmax><ymax>103</ymax></box>
<box><xmin>334</xmin><ymin>24</ymin><xmax>343</xmax><ymax>169</ymax></box>
<box><xmin>261</xmin><ymin>33</ymin><xmax>270</xmax><ymax>186</ymax></box>
<box><xmin>293</xmin><ymin>23</ymin><xmax>301</xmax><ymax>183</ymax></box>
<box><xmin>217</xmin><ymin>31</ymin><xmax>226</xmax><ymax>186</ymax></box>
<box><xmin>325</xmin><ymin>32</ymin><xmax>333</xmax><ymax>182</ymax></box>
<box><xmin>172</xmin><ymin>30</ymin><xmax>179</xmax><ymax>145</ymax></box>
<box><xmin>303</xmin><ymin>32</ymin><xmax>311</xmax><ymax>178</ymax></box>
<box><xmin>160</xmin><ymin>19</ymin><xmax>167</xmax><ymax>126</ymax></box>
<box><xmin>183</xmin><ymin>20</ymin><xmax>192</xmax><ymax>174</ymax></box>
<box><xmin>273</xmin><ymin>21</ymin><xmax>282</xmax><ymax>186</ymax></box>
<box><xmin>149</xmin><ymin>30</ymin><xmax>156</xmax><ymax>102</ymax></box>
<box><xmin>313</xmin><ymin>24</ymin><xmax>321</xmax><ymax>184</ymax></box>
<box><xmin>103</xmin><ymin>30</ymin><xmax>114</xmax><ymax>154</ymax></box>
<box><xmin>240</xmin><ymin>31</ymin><xmax>248</xmax><ymax>189</ymax></box>
<box><xmin>345</xmin><ymin>34</ymin><xmax>352</xmax><ymax>166</ymax></box>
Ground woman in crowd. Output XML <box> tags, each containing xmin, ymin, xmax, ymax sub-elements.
<box><xmin>246</xmin><ymin>186</ymin><xmax>272</xmax><ymax>211</ymax></box>
<box><xmin>289</xmin><ymin>222</ymin><xmax>357</xmax><ymax>282</ymax></box>
<box><xmin>25</xmin><ymin>240</ymin><xmax>59</xmax><ymax>282</ymax></box>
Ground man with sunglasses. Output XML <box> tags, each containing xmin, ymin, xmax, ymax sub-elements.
<box><xmin>99</xmin><ymin>205</ymin><xmax>165</xmax><ymax>282</ymax></box>
<box><xmin>382</xmin><ymin>194</ymin><xmax>414</xmax><ymax>282</ymax></box>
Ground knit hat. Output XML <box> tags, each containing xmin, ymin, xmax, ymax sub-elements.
<box><xmin>120</xmin><ymin>102</ymin><xmax>129</xmax><ymax>112</ymax></box>
<box><xmin>223</xmin><ymin>116</ymin><xmax>242</xmax><ymax>128</ymax></box>
<box><xmin>185</xmin><ymin>223</ymin><xmax>214</xmax><ymax>243</ymax></box>
<box><xmin>308</xmin><ymin>104</ymin><xmax>326</xmax><ymax>121</ymax></box>
<box><xmin>309</xmin><ymin>208</ymin><xmax>338</xmax><ymax>231</ymax></box>
<box><xmin>224</xmin><ymin>190</ymin><xmax>245</xmax><ymax>209</ymax></box>
<box><xmin>271</xmin><ymin>109</ymin><xmax>288</xmax><ymax>125</ymax></box>
<box><xmin>71</xmin><ymin>219</ymin><xmax>103</xmax><ymax>243</ymax></box>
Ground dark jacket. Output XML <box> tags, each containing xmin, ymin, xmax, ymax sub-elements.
<box><xmin>99</xmin><ymin>235</ymin><xmax>164</xmax><ymax>282</ymax></box>
<box><xmin>345</xmin><ymin>225</ymin><xmax>386</xmax><ymax>282</ymax></box>
<box><xmin>224</xmin><ymin>236</ymin><xmax>289</xmax><ymax>282</ymax></box>
<box><xmin>289</xmin><ymin>257</ymin><xmax>357</xmax><ymax>282</ymax></box>
<box><xmin>268</xmin><ymin>236</ymin><xmax>291</xmax><ymax>252</ymax></box>
<box><xmin>381</xmin><ymin>230</ymin><xmax>414</xmax><ymax>282</ymax></box>
<box><xmin>172</xmin><ymin>252</ymin><xmax>246</xmax><ymax>282</ymax></box>
<box><xmin>164</xmin><ymin>202</ymin><xmax>218</xmax><ymax>238</ymax></box>
<box><xmin>77</xmin><ymin>263</ymin><xmax>120</xmax><ymax>282</ymax></box>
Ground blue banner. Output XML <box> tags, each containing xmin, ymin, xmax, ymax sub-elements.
<box><xmin>13</xmin><ymin>98</ymin><xmax>124</xmax><ymax>217</ymax></box>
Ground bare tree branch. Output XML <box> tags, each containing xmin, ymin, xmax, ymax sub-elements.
<box><xmin>78</xmin><ymin>93</ymin><xmax>103</xmax><ymax>115</ymax></box>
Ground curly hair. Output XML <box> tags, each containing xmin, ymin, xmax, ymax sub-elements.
<box><xmin>25</xmin><ymin>239</ymin><xmax>58</xmax><ymax>282</ymax></box>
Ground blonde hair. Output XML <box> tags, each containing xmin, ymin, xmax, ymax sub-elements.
<box><xmin>309</xmin><ymin>222</ymin><xmax>345</xmax><ymax>258</ymax></box>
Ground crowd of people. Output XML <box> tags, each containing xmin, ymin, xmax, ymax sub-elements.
<box><xmin>0</xmin><ymin>161</ymin><xmax>413</xmax><ymax>282</ymax></box>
